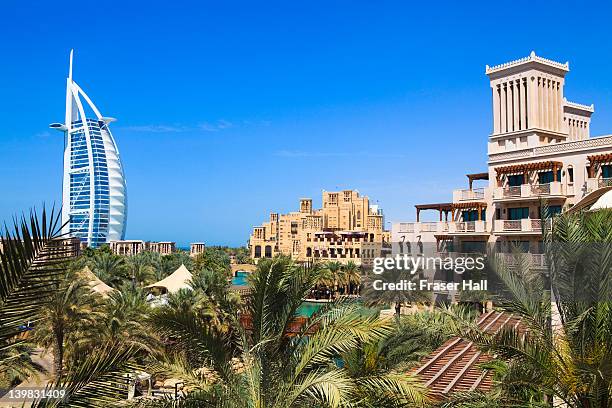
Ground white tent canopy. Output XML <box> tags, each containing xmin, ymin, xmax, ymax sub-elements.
<box><xmin>80</xmin><ymin>266</ymin><xmax>115</xmax><ymax>296</ymax></box>
<box><xmin>146</xmin><ymin>264</ymin><xmax>193</xmax><ymax>294</ymax></box>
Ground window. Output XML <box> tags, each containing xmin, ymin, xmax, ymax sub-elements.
<box><xmin>461</xmin><ymin>209</ymin><xmax>485</xmax><ymax>221</ymax></box>
<box><xmin>603</xmin><ymin>165</ymin><xmax>612</xmax><ymax>179</ymax></box>
<box><xmin>541</xmin><ymin>205</ymin><xmax>562</xmax><ymax>218</ymax></box>
<box><xmin>461</xmin><ymin>241</ymin><xmax>486</xmax><ymax>253</ymax></box>
<box><xmin>254</xmin><ymin>246</ymin><xmax>262</xmax><ymax>258</ymax></box>
<box><xmin>508</xmin><ymin>175</ymin><xmax>523</xmax><ymax>187</ymax></box>
<box><xmin>265</xmin><ymin>245</ymin><xmax>272</xmax><ymax>258</ymax></box>
<box><xmin>567</xmin><ymin>167</ymin><xmax>574</xmax><ymax>183</ymax></box>
<box><xmin>538</xmin><ymin>170</ymin><xmax>561</xmax><ymax>184</ymax></box>
<box><xmin>508</xmin><ymin>207</ymin><xmax>529</xmax><ymax>220</ymax></box>
<box><xmin>509</xmin><ymin>240</ymin><xmax>530</xmax><ymax>252</ymax></box>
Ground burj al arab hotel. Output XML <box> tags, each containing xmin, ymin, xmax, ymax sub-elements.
<box><xmin>50</xmin><ymin>50</ymin><xmax>127</xmax><ymax>247</ymax></box>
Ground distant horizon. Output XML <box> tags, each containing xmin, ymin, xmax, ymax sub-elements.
<box><xmin>2</xmin><ymin>1</ymin><xmax>612</xmax><ymax>246</ymax></box>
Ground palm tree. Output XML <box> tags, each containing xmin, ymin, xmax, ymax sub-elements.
<box><xmin>444</xmin><ymin>209</ymin><xmax>612</xmax><ymax>407</ymax></box>
<box><xmin>88</xmin><ymin>284</ymin><xmax>160</xmax><ymax>353</ymax></box>
<box><xmin>323</xmin><ymin>320</ymin><xmax>427</xmax><ymax>405</ymax></box>
<box><xmin>317</xmin><ymin>260</ymin><xmax>342</xmax><ymax>298</ymax></box>
<box><xmin>89</xmin><ymin>251</ymin><xmax>127</xmax><ymax>288</ymax></box>
<box><xmin>144</xmin><ymin>256</ymin><xmax>429</xmax><ymax>407</ymax></box>
<box><xmin>126</xmin><ymin>253</ymin><xmax>156</xmax><ymax>287</ymax></box>
<box><xmin>0</xmin><ymin>208</ymin><xmax>76</xmax><ymax>384</ymax></box>
<box><xmin>32</xmin><ymin>274</ymin><xmax>101</xmax><ymax>378</ymax></box>
<box><xmin>362</xmin><ymin>266</ymin><xmax>431</xmax><ymax>320</ymax></box>
<box><xmin>341</xmin><ymin>261</ymin><xmax>361</xmax><ymax>295</ymax></box>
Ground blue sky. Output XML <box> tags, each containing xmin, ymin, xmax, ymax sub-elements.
<box><xmin>1</xmin><ymin>0</ymin><xmax>612</xmax><ymax>246</ymax></box>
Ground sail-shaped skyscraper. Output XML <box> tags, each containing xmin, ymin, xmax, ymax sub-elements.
<box><xmin>50</xmin><ymin>50</ymin><xmax>127</xmax><ymax>247</ymax></box>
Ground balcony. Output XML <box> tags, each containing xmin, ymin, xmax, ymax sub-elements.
<box><xmin>396</xmin><ymin>222</ymin><xmax>449</xmax><ymax>235</ymax></box>
<box><xmin>494</xmin><ymin>218</ymin><xmax>547</xmax><ymax>234</ymax></box>
<box><xmin>453</xmin><ymin>188</ymin><xmax>485</xmax><ymax>202</ymax></box>
<box><xmin>499</xmin><ymin>253</ymin><xmax>547</xmax><ymax>269</ymax></box>
<box><xmin>448</xmin><ymin>220</ymin><xmax>487</xmax><ymax>234</ymax></box>
<box><xmin>586</xmin><ymin>177</ymin><xmax>612</xmax><ymax>193</ymax></box>
<box><xmin>493</xmin><ymin>182</ymin><xmax>564</xmax><ymax>201</ymax></box>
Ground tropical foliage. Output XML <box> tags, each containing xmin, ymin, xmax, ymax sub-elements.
<box><xmin>3</xmin><ymin>207</ymin><xmax>611</xmax><ymax>408</ymax></box>
<box><xmin>442</xmin><ymin>209</ymin><xmax>612</xmax><ymax>407</ymax></box>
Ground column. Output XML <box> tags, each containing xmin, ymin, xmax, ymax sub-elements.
<box><xmin>538</xmin><ymin>77</ymin><xmax>544</xmax><ymax>128</ymax></box>
<box><xmin>543</xmin><ymin>78</ymin><xmax>549</xmax><ymax>130</ymax></box>
<box><xmin>492</xmin><ymin>84</ymin><xmax>500</xmax><ymax>134</ymax></box>
<box><xmin>528</xmin><ymin>76</ymin><xmax>537</xmax><ymax>129</ymax></box>
<box><xmin>500</xmin><ymin>83</ymin><xmax>507</xmax><ymax>133</ymax></box>
<box><xmin>553</xmin><ymin>81</ymin><xmax>559</xmax><ymax>132</ymax></box>
<box><xmin>513</xmin><ymin>80</ymin><xmax>520</xmax><ymax>131</ymax></box>
<box><xmin>520</xmin><ymin>78</ymin><xmax>527</xmax><ymax>130</ymax></box>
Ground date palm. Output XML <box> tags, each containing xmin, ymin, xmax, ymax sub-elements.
<box><xmin>89</xmin><ymin>251</ymin><xmax>127</xmax><ymax>288</ymax></box>
<box><xmin>144</xmin><ymin>256</ymin><xmax>429</xmax><ymax>407</ymax></box>
<box><xmin>341</xmin><ymin>261</ymin><xmax>361</xmax><ymax>295</ymax></box>
<box><xmin>0</xmin><ymin>208</ymin><xmax>76</xmax><ymax>384</ymax></box>
<box><xmin>126</xmin><ymin>253</ymin><xmax>156</xmax><ymax>287</ymax></box>
<box><xmin>32</xmin><ymin>274</ymin><xmax>101</xmax><ymax>379</ymax></box>
<box><xmin>87</xmin><ymin>284</ymin><xmax>160</xmax><ymax>353</ymax></box>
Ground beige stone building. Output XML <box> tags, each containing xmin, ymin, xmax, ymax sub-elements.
<box><xmin>190</xmin><ymin>242</ymin><xmax>206</xmax><ymax>257</ymax></box>
<box><xmin>393</xmin><ymin>52</ymin><xmax>612</xmax><ymax>266</ymax></box>
<box><xmin>249</xmin><ymin>190</ymin><xmax>390</xmax><ymax>265</ymax></box>
<box><xmin>110</xmin><ymin>240</ymin><xmax>176</xmax><ymax>256</ymax></box>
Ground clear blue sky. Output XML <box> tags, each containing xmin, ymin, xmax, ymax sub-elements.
<box><xmin>1</xmin><ymin>0</ymin><xmax>612</xmax><ymax>246</ymax></box>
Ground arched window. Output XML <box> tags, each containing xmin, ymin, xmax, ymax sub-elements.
<box><xmin>265</xmin><ymin>245</ymin><xmax>272</xmax><ymax>258</ymax></box>
<box><xmin>254</xmin><ymin>245</ymin><xmax>262</xmax><ymax>258</ymax></box>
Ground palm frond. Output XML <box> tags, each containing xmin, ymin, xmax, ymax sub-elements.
<box><xmin>32</xmin><ymin>343</ymin><xmax>141</xmax><ymax>408</ymax></box>
<box><xmin>0</xmin><ymin>207</ymin><xmax>72</xmax><ymax>347</ymax></box>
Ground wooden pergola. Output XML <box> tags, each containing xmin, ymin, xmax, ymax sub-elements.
<box><xmin>587</xmin><ymin>153</ymin><xmax>612</xmax><ymax>177</ymax></box>
<box><xmin>466</xmin><ymin>172</ymin><xmax>489</xmax><ymax>190</ymax></box>
<box><xmin>451</xmin><ymin>202</ymin><xmax>487</xmax><ymax>221</ymax></box>
<box><xmin>433</xmin><ymin>234</ymin><xmax>453</xmax><ymax>252</ymax></box>
<box><xmin>494</xmin><ymin>161</ymin><xmax>563</xmax><ymax>185</ymax></box>
<box><xmin>415</xmin><ymin>203</ymin><xmax>453</xmax><ymax>222</ymax></box>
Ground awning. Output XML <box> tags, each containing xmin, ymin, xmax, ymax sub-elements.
<box><xmin>80</xmin><ymin>266</ymin><xmax>115</xmax><ymax>297</ymax></box>
<box><xmin>587</xmin><ymin>153</ymin><xmax>612</xmax><ymax>165</ymax></box>
<box><xmin>495</xmin><ymin>161</ymin><xmax>563</xmax><ymax>176</ymax></box>
<box><xmin>146</xmin><ymin>264</ymin><xmax>193</xmax><ymax>294</ymax></box>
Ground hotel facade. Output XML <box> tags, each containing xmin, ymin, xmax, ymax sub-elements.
<box><xmin>249</xmin><ymin>190</ymin><xmax>390</xmax><ymax>265</ymax></box>
<box><xmin>50</xmin><ymin>50</ymin><xmax>128</xmax><ymax>248</ymax></box>
<box><xmin>392</xmin><ymin>52</ymin><xmax>612</xmax><ymax>266</ymax></box>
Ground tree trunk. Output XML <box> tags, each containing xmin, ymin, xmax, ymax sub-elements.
<box><xmin>395</xmin><ymin>301</ymin><xmax>402</xmax><ymax>318</ymax></box>
<box><xmin>53</xmin><ymin>328</ymin><xmax>64</xmax><ymax>379</ymax></box>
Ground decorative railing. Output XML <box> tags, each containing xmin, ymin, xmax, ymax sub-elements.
<box><xmin>454</xmin><ymin>222</ymin><xmax>475</xmax><ymax>232</ymax></box>
<box><xmin>421</xmin><ymin>222</ymin><xmax>439</xmax><ymax>232</ymax></box>
<box><xmin>459</xmin><ymin>188</ymin><xmax>485</xmax><ymax>200</ymax></box>
<box><xmin>500</xmin><ymin>253</ymin><xmax>547</xmax><ymax>268</ymax></box>
<box><xmin>599</xmin><ymin>178</ymin><xmax>612</xmax><ymax>188</ymax></box>
<box><xmin>503</xmin><ymin>186</ymin><xmax>521</xmax><ymax>197</ymax></box>
<box><xmin>398</xmin><ymin>223</ymin><xmax>415</xmax><ymax>233</ymax></box>
<box><xmin>489</xmin><ymin>135</ymin><xmax>612</xmax><ymax>163</ymax></box>
<box><xmin>503</xmin><ymin>220</ymin><xmax>522</xmax><ymax>231</ymax></box>
<box><xmin>531</xmin><ymin>183</ymin><xmax>551</xmax><ymax>195</ymax></box>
